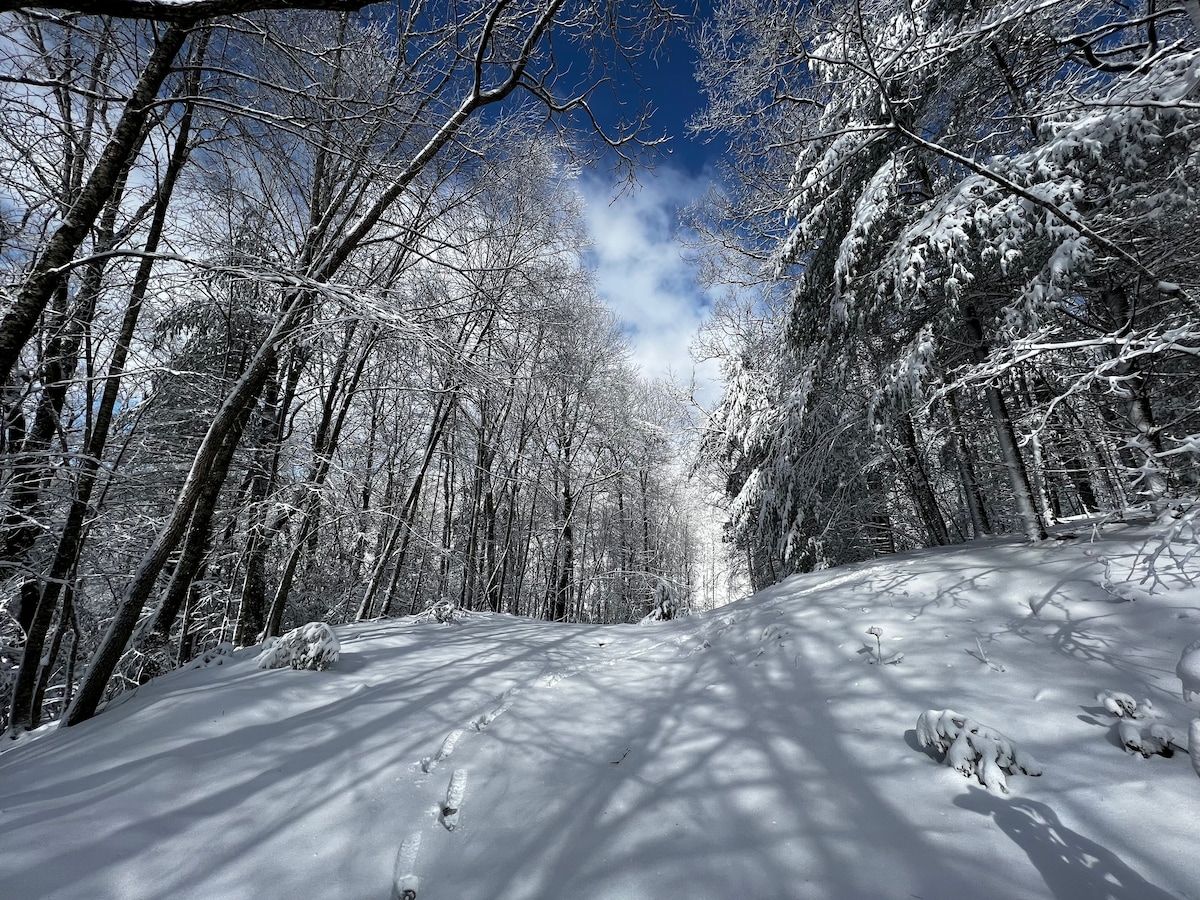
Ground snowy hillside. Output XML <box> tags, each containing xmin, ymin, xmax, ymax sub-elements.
<box><xmin>3</xmin><ymin>513</ymin><xmax>1200</xmax><ymax>899</ymax></box>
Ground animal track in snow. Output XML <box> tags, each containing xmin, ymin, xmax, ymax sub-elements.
<box><xmin>441</xmin><ymin>769</ymin><xmax>468</xmax><ymax>831</ymax></box>
<box><xmin>421</xmin><ymin>729</ymin><xmax>464</xmax><ymax>773</ymax></box>
<box><xmin>391</xmin><ymin>832</ymin><xmax>421</xmax><ymax>899</ymax></box>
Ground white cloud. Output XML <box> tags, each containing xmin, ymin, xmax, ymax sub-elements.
<box><xmin>577</xmin><ymin>167</ymin><xmax>722</xmax><ymax>405</ymax></box>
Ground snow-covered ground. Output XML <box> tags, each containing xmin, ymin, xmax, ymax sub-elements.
<box><xmin>3</xmin><ymin>513</ymin><xmax>1200</xmax><ymax>899</ymax></box>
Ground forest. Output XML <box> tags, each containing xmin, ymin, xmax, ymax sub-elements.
<box><xmin>2</xmin><ymin>0</ymin><xmax>1199</xmax><ymax>739</ymax></box>
<box><xmin>690</xmin><ymin>0</ymin><xmax>1200</xmax><ymax>586</ymax></box>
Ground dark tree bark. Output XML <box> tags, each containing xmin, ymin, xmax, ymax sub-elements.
<box><xmin>963</xmin><ymin>309</ymin><xmax>1047</xmax><ymax>542</ymax></box>
<box><xmin>0</xmin><ymin>23</ymin><xmax>192</xmax><ymax>388</ymax></box>
<box><xmin>946</xmin><ymin>391</ymin><xmax>991</xmax><ymax>538</ymax></box>
<box><xmin>4</xmin><ymin>66</ymin><xmax>202</xmax><ymax>735</ymax></box>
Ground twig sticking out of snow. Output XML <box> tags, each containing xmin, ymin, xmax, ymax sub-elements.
<box><xmin>864</xmin><ymin>625</ymin><xmax>903</xmax><ymax>664</ymax></box>
<box><xmin>866</xmin><ymin>626</ymin><xmax>883</xmax><ymax>660</ymax></box>
<box><xmin>973</xmin><ymin>637</ymin><xmax>1006</xmax><ymax>673</ymax></box>
<box><xmin>916</xmin><ymin>709</ymin><xmax>1043</xmax><ymax>793</ymax></box>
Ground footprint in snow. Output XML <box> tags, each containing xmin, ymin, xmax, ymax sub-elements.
<box><xmin>420</xmin><ymin>729</ymin><xmax>463</xmax><ymax>773</ymax></box>
<box><xmin>473</xmin><ymin>696</ymin><xmax>513</xmax><ymax>731</ymax></box>
<box><xmin>441</xmin><ymin>769</ymin><xmax>468</xmax><ymax>831</ymax></box>
<box><xmin>391</xmin><ymin>832</ymin><xmax>421</xmax><ymax>900</ymax></box>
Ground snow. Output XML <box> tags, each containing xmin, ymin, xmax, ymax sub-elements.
<box><xmin>254</xmin><ymin>621</ymin><xmax>340</xmax><ymax>671</ymax></box>
<box><xmin>1177</xmin><ymin>638</ymin><xmax>1200</xmax><ymax>701</ymax></box>
<box><xmin>3</xmin><ymin>516</ymin><xmax>1200</xmax><ymax>898</ymax></box>
<box><xmin>915</xmin><ymin>709</ymin><xmax>1042</xmax><ymax>793</ymax></box>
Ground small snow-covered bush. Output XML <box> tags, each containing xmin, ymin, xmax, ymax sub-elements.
<box><xmin>916</xmin><ymin>709</ymin><xmax>1043</xmax><ymax>793</ymax></box>
<box><xmin>187</xmin><ymin>642</ymin><xmax>236</xmax><ymax>670</ymax></box>
<box><xmin>1096</xmin><ymin>689</ymin><xmax>1152</xmax><ymax>719</ymax></box>
<box><xmin>1098</xmin><ymin>688</ymin><xmax>1179</xmax><ymax>758</ymax></box>
<box><xmin>639</xmin><ymin>580</ymin><xmax>690</xmax><ymax>624</ymax></box>
<box><xmin>415</xmin><ymin>600</ymin><xmax>470</xmax><ymax>625</ymax></box>
<box><xmin>1117</xmin><ymin>721</ymin><xmax>1179</xmax><ymax>758</ymax></box>
<box><xmin>255</xmin><ymin>622</ymin><xmax>339</xmax><ymax>671</ymax></box>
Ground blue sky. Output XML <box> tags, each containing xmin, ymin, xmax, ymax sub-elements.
<box><xmin>579</xmin><ymin>168</ymin><xmax>720</xmax><ymax>400</ymax></box>
<box><xmin>574</xmin><ymin>3</ymin><xmax>726</xmax><ymax>405</ymax></box>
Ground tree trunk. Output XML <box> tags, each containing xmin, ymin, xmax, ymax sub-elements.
<box><xmin>984</xmin><ymin>383</ymin><xmax>1047</xmax><ymax>540</ymax></box>
<box><xmin>358</xmin><ymin>387</ymin><xmax>458</xmax><ymax>620</ymax></box>
<box><xmin>60</xmin><ymin>288</ymin><xmax>307</xmax><ymax>727</ymax></box>
<box><xmin>0</xmin><ymin>23</ymin><xmax>193</xmax><ymax>386</ymax></box>
<box><xmin>945</xmin><ymin>391</ymin><xmax>991</xmax><ymax>537</ymax></box>
<box><xmin>148</xmin><ymin>401</ymin><xmax>255</xmax><ymax>642</ymax></box>
<box><xmin>896</xmin><ymin>412</ymin><xmax>952</xmax><ymax>546</ymax></box>
<box><xmin>4</xmin><ymin>72</ymin><xmax>202</xmax><ymax>735</ymax></box>
<box><xmin>962</xmin><ymin>307</ymin><xmax>1046</xmax><ymax>541</ymax></box>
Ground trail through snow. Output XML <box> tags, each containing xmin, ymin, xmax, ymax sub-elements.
<box><xmin>3</xmin><ymin>515</ymin><xmax>1200</xmax><ymax>899</ymax></box>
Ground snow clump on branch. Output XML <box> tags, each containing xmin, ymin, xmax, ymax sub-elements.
<box><xmin>414</xmin><ymin>600</ymin><xmax>470</xmax><ymax>625</ymax></box>
<box><xmin>916</xmin><ymin>709</ymin><xmax>1043</xmax><ymax>793</ymax></box>
<box><xmin>255</xmin><ymin>622</ymin><xmax>340</xmax><ymax>671</ymax></box>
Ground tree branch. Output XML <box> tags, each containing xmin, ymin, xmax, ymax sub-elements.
<box><xmin>0</xmin><ymin>0</ymin><xmax>371</xmax><ymax>20</ymax></box>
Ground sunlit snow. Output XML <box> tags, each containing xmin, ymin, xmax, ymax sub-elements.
<box><xmin>2</xmin><ymin>515</ymin><xmax>1200</xmax><ymax>899</ymax></box>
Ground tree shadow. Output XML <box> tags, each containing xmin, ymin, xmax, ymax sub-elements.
<box><xmin>954</xmin><ymin>787</ymin><xmax>1174</xmax><ymax>900</ymax></box>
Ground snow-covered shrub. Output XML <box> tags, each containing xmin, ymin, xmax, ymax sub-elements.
<box><xmin>1117</xmin><ymin>721</ymin><xmax>1179</xmax><ymax>759</ymax></box>
<box><xmin>187</xmin><ymin>642</ymin><xmax>236</xmax><ymax>670</ymax></box>
<box><xmin>255</xmin><ymin>622</ymin><xmax>339</xmax><ymax>671</ymax></box>
<box><xmin>916</xmin><ymin>709</ymin><xmax>1043</xmax><ymax>793</ymax></box>
<box><xmin>1097</xmin><ymin>689</ymin><xmax>1145</xmax><ymax>719</ymax></box>
<box><xmin>1098</xmin><ymin>688</ymin><xmax>1179</xmax><ymax>758</ymax></box>
<box><xmin>639</xmin><ymin>580</ymin><xmax>691</xmax><ymax>624</ymax></box>
<box><xmin>415</xmin><ymin>600</ymin><xmax>469</xmax><ymax>625</ymax></box>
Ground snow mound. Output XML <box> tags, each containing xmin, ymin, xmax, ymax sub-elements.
<box><xmin>1177</xmin><ymin>639</ymin><xmax>1200</xmax><ymax>702</ymax></box>
<box><xmin>916</xmin><ymin>709</ymin><xmax>1043</xmax><ymax>793</ymax></box>
<box><xmin>255</xmin><ymin>622</ymin><xmax>340</xmax><ymax>671</ymax></box>
<box><xmin>186</xmin><ymin>642</ymin><xmax>236</xmax><ymax>669</ymax></box>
